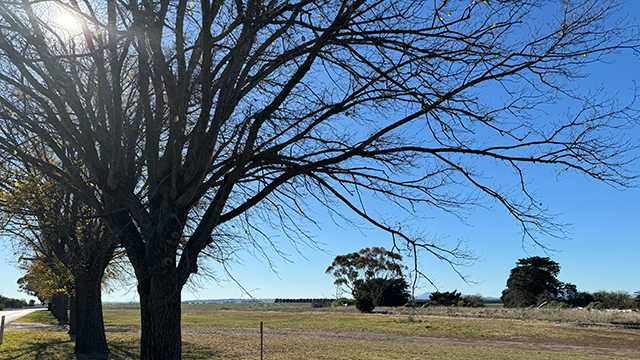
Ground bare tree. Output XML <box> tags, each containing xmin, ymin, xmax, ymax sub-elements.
<box><xmin>0</xmin><ymin>0</ymin><xmax>638</xmax><ymax>358</ymax></box>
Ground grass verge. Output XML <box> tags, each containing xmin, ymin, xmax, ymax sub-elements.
<box><xmin>13</xmin><ymin>311</ymin><xmax>61</xmax><ymax>325</ymax></box>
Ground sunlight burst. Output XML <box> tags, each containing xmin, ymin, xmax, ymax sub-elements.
<box><xmin>56</xmin><ymin>12</ymin><xmax>79</xmax><ymax>30</ymax></box>
<box><xmin>48</xmin><ymin>7</ymin><xmax>83</xmax><ymax>36</ymax></box>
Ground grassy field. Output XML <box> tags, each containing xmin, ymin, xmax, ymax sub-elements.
<box><xmin>100</xmin><ymin>307</ymin><xmax>640</xmax><ymax>341</ymax></box>
<box><xmin>1</xmin><ymin>330</ymin><xmax>633</xmax><ymax>360</ymax></box>
<box><xmin>2</xmin><ymin>303</ymin><xmax>639</xmax><ymax>359</ymax></box>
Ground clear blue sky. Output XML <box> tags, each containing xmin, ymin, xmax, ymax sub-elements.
<box><xmin>1</xmin><ymin>1</ymin><xmax>639</xmax><ymax>303</ymax></box>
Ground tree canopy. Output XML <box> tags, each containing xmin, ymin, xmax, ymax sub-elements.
<box><xmin>0</xmin><ymin>0</ymin><xmax>638</xmax><ymax>358</ymax></box>
<box><xmin>428</xmin><ymin>290</ymin><xmax>462</xmax><ymax>307</ymax></box>
<box><xmin>501</xmin><ymin>256</ymin><xmax>564</xmax><ymax>308</ymax></box>
<box><xmin>326</xmin><ymin>247</ymin><xmax>407</xmax><ymax>307</ymax></box>
<box><xmin>0</xmin><ymin>167</ymin><xmax>121</xmax><ymax>354</ymax></box>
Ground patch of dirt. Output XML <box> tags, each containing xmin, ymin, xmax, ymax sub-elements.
<box><xmin>3</xmin><ymin>321</ymin><xmax>67</xmax><ymax>332</ymax></box>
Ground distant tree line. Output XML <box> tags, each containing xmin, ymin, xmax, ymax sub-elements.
<box><xmin>0</xmin><ymin>295</ymin><xmax>34</xmax><ymax>310</ymax></box>
<box><xmin>274</xmin><ymin>298</ymin><xmax>335</xmax><ymax>304</ymax></box>
<box><xmin>542</xmin><ymin>290</ymin><xmax>640</xmax><ymax>310</ymax></box>
<box><xmin>501</xmin><ymin>257</ymin><xmax>640</xmax><ymax>309</ymax></box>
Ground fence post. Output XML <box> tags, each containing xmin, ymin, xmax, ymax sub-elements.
<box><xmin>260</xmin><ymin>321</ymin><xmax>263</xmax><ymax>360</ymax></box>
<box><xmin>1</xmin><ymin>315</ymin><xmax>5</xmax><ymax>345</ymax></box>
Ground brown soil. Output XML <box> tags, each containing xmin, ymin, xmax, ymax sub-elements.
<box><xmin>4</xmin><ymin>322</ymin><xmax>67</xmax><ymax>332</ymax></box>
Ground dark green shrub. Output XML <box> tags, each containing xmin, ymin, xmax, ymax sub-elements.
<box><xmin>592</xmin><ymin>290</ymin><xmax>632</xmax><ymax>309</ymax></box>
<box><xmin>586</xmin><ymin>301</ymin><xmax>606</xmax><ymax>310</ymax></box>
<box><xmin>0</xmin><ymin>303</ymin><xmax>4</xmax><ymax>311</ymax></box>
<box><xmin>379</xmin><ymin>278</ymin><xmax>410</xmax><ymax>307</ymax></box>
<box><xmin>462</xmin><ymin>294</ymin><xmax>485</xmax><ymax>307</ymax></box>
<box><xmin>543</xmin><ymin>300</ymin><xmax>571</xmax><ymax>309</ymax></box>
<box><xmin>428</xmin><ymin>290</ymin><xmax>462</xmax><ymax>307</ymax></box>
<box><xmin>311</xmin><ymin>299</ymin><xmax>332</xmax><ymax>308</ymax></box>
<box><xmin>557</xmin><ymin>302</ymin><xmax>571</xmax><ymax>309</ymax></box>
<box><xmin>624</xmin><ymin>298</ymin><xmax>636</xmax><ymax>309</ymax></box>
<box><xmin>565</xmin><ymin>291</ymin><xmax>594</xmax><ymax>308</ymax></box>
<box><xmin>355</xmin><ymin>291</ymin><xmax>375</xmax><ymax>313</ymax></box>
<box><xmin>332</xmin><ymin>297</ymin><xmax>356</xmax><ymax>307</ymax></box>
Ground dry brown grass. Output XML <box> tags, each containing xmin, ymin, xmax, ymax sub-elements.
<box><xmin>3</xmin><ymin>330</ymin><xmax>634</xmax><ymax>360</ymax></box>
<box><xmin>7</xmin><ymin>305</ymin><xmax>640</xmax><ymax>359</ymax></box>
<box><xmin>385</xmin><ymin>306</ymin><xmax>640</xmax><ymax>325</ymax></box>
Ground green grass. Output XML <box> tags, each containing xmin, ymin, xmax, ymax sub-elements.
<box><xmin>0</xmin><ymin>330</ymin><xmax>631</xmax><ymax>360</ymax></box>
<box><xmin>100</xmin><ymin>308</ymin><xmax>639</xmax><ymax>343</ymax></box>
<box><xmin>4</xmin><ymin>305</ymin><xmax>638</xmax><ymax>359</ymax></box>
<box><xmin>0</xmin><ymin>331</ymin><xmax>223</xmax><ymax>359</ymax></box>
<box><xmin>13</xmin><ymin>310</ymin><xmax>62</xmax><ymax>325</ymax></box>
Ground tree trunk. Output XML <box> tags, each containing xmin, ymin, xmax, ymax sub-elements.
<box><xmin>49</xmin><ymin>296</ymin><xmax>57</xmax><ymax>320</ymax></box>
<box><xmin>74</xmin><ymin>271</ymin><xmax>109</xmax><ymax>356</ymax></box>
<box><xmin>139</xmin><ymin>273</ymin><xmax>182</xmax><ymax>360</ymax></box>
<box><xmin>60</xmin><ymin>293</ymin><xmax>69</xmax><ymax>322</ymax></box>
<box><xmin>51</xmin><ymin>293</ymin><xmax>69</xmax><ymax>322</ymax></box>
<box><xmin>68</xmin><ymin>295</ymin><xmax>77</xmax><ymax>337</ymax></box>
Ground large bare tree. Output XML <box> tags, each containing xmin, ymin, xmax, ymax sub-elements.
<box><xmin>0</xmin><ymin>0</ymin><xmax>637</xmax><ymax>358</ymax></box>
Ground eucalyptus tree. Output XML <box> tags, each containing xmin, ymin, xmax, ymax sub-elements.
<box><xmin>0</xmin><ymin>0</ymin><xmax>638</xmax><ymax>358</ymax></box>
<box><xmin>326</xmin><ymin>247</ymin><xmax>407</xmax><ymax>306</ymax></box>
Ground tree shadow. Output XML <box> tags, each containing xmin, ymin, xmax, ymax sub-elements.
<box><xmin>181</xmin><ymin>340</ymin><xmax>234</xmax><ymax>360</ymax></box>
<box><xmin>2</xmin><ymin>331</ymin><xmax>231</xmax><ymax>359</ymax></box>
<box><xmin>2</xmin><ymin>336</ymin><xmax>74</xmax><ymax>360</ymax></box>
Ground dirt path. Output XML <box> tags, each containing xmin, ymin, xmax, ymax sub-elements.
<box><xmin>3</xmin><ymin>321</ymin><xmax>67</xmax><ymax>332</ymax></box>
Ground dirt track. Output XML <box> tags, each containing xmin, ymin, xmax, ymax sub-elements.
<box><xmin>3</xmin><ymin>321</ymin><xmax>67</xmax><ymax>332</ymax></box>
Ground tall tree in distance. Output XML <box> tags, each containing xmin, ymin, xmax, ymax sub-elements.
<box><xmin>326</xmin><ymin>247</ymin><xmax>408</xmax><ymax>307</ymax></box>
<box><xmin>501</xmin><ymin>256</ymin><xmax>563</xmax><ymax>308</ymax></box>
<box><xmin>0</xmin><ymin>0</ymin><xmax>638</xmax><ymax>358</ymax></box>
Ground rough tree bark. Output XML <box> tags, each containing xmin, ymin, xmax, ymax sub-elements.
<box><xmin>138</xmin><ymin>274</ymin><xmax>182</xmax><ymax>360</ymax></box>
<box><xmin>73</xmin><ymin>263</ymin><xmax>110</xmax><ymax>355</ymax></box>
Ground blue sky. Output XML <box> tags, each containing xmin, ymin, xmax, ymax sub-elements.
<box><xmin>1</xmin><ymin>1</ymin><xmax>639</xmax><ymax>303</ymax></box>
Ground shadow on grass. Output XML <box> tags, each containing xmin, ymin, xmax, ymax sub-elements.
<box><xmin>181</xmin><ymin>340</ymin><xmax>235</xmax><ymax>360</ymax></box>
<box><xmin>104</xmin><ymin>339</ymin><xmax>232</xmax><ymax>360</ymax></box>
<box><xmin>2</xmin><ymin>335</ymin><xmax>74</xmax><ymax>360</ymax></box>
<box><xmin>1</xmin><ymin>331</ymin><xmax>231</xmax><ymax>360</ymax></box>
